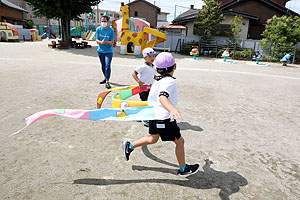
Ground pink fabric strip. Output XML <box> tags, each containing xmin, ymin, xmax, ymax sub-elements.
<box><xmin>25</xmin><ymin>110</ymin><xmax>90</xmax><ymax>125</ymax></box>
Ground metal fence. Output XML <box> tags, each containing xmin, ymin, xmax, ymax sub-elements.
<box><xmin>16</xmin><ymin>28</ymin><xmax>31</xmax><ymax>41</ymax></box>
<box><xmin>154</xmin><ymin>34</ymin><xmax>200</xmax><ymax>52</ymax></box>
<box><xmin>154</xmin><ymin>35</ymin><xmax>299</xmax><ymax>64</ymax></box>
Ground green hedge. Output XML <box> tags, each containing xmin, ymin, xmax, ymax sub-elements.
<box><xmin>180</xmin><ymin>42</ymin><xmax>299</xmax><ymax>63</ymax></box>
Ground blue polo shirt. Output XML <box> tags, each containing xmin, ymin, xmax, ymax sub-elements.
<box><xmin>95</xmin><ymin>26</ymin><xmax>115</xmax><ymax>53</ymax></box>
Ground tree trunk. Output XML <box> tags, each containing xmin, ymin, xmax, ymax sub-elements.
<box><xmin>61</xmin><ymin>17</ymin><xmax>72</xmax><ymax>47</ymax></box>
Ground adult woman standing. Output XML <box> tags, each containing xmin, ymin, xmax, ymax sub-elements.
<box><xmin>95</xmin><ymin>13</ymin><xmax>115</xmax><ymax>89</ymax></box>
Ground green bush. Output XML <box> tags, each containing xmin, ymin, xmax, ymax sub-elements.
<box><xmin>234</xmin><ymin>51</ymin><xmax>241</xmax><ymax>59</ymax></box>
<box><xmin>181</xmin><ymin>42</ymin><xmax>199</xmax><ymax>55</ymax></box>
<box><xmin>239</xmin><ymin>48</ymin><xmax>253</xmax><ymax>60</ymax></box>
<box><xmin>217</xmin><ymin>49</ymin><xmax>224</xmax><ymax>57</ymax></box>
<box><xmin>262</xmin><ymin>55</ymin><xmax>269</xmax><ymax>61</ymax></box>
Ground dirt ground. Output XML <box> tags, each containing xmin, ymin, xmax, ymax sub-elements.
<box><xmin>1</xmin><ymin>39</ymin><xmax>300</xmax><ymax>200</ymax></box>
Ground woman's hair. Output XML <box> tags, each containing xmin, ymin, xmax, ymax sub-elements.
<box><xmin>157</xmin><ymin>64</ymin><xmax>175</xmax><ymax>75</ymax></box>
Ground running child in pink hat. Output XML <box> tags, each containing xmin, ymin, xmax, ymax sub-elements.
<box><xmin>123</xmin><ymin>52</ymin><xmax>199</xmax><ymax>178</ymax></box>
<box><xmin>132</xmin><ymin>47</ymin><xmax>156</xmax><ymax>127</ymax></box>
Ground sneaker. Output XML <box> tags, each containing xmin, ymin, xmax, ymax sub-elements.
<box><xmin>122</xmin><ymin>141</ymin><xmax>133</xmax><ymax>161</ymax></box>
<box><xmin>105</xmin><ymin>82</ymin><xmax>111</xmax><ymax>89</ymax></box>
<box><xmin>177</xmin><ymin>164</ymin><xmax>199</xmax><ymax>178</ymax></box>
<box><xmin>143</xmin><ymin>120</ymin><xmax>149</xmax><ymax>127</ymax></box>
<box><xmin>99</xmin><ymin>79</ymin><xmax>106</xmax><ymax>84</ymax></box>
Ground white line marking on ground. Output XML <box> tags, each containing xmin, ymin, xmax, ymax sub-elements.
<box><xmin>179</xmin><ymin>68</ymin><xmax>300</xmax><ymax>80</ymax></box>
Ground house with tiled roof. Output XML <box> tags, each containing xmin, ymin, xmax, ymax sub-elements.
<box><xmin>172</xmin><ymin>0</ymin><xmax>300</xmax><ymax>40</ymax></box>
<box><xmin>0</xmin><ymin>0</ymin><xmax>27</xmax><ymax>26</ymax></box>
<box><xmin>127</xmin><ymin>0</ymin><xmax>162</xmax><ymax>28</ymax></box>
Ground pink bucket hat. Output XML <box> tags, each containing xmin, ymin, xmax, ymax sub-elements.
<box><xmin>143</xmin><ymin>47</ymin><xmax>156</xmax><ymax>58</ymax></box>
<box><xmin>155</xmin><ymin>52</ymin><xmax>175</xmax><ymax>69</ymax></box>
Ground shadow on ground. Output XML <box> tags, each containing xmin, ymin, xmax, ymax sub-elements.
<box><xmin>109</xmin><ymin>82</ymin><xmax>130</xmax><ymax>87</ymax></box>
<box><xmin>177</xmin><ymin>122</ymin><xmax>203</xmax><ymax>132</ymax></box>
<box><xmin>74</xmin><ymin>146</ymin><xmax>248</xmax><ymax>200</ymax></box>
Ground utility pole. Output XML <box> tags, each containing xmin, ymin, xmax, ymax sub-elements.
<box><xmin>96</xmin><ymin>3</ymin><xmax>99</xmax><ymax>24</ymax></box>
<box><xmin>174</xmin><ymin>5</ymin><xmax>190</xmax><ymax>18</ymax></box>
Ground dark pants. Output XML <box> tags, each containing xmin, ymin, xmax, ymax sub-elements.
<box><xmin>139</xmin><ymin>90</ymin><xmax>150</xmax><ymax>101</ymax></box>
<box><xmin>97</xmin><ymin>52</ymin><xmax>113</xmax><ymax>81</ymax></box>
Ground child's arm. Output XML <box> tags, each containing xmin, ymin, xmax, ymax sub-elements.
<box><xmin>159</xmin><ymin>96</ymin><xmax>181</xmax><ymax>120</ymax></box>
<box><xmin>132</xmin><ymin>71</ymin><xmax>144</xmax><ymax>89</ymax></box>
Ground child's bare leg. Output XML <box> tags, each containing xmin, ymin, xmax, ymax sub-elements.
<box><xmin>132</xmin><ymin>134</ymin><xmax>159</xmax><ymax>148</ymax></box>
<box><xmin>174</xmin><ymin>137</ymin><xmax>185</xmax><ymax>167</ymax></box>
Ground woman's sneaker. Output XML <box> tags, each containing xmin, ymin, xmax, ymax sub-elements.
<box><xmin>177</xmin><ymin>164</ymin><xmax>200</xmax><ymax>178</ymax></box>
<box><xmin>122</xmin><ymin>141</ymin><xmax>133</xmax><ymax>161</ymax></box>
<box><xmin>99</xmin><ymin>79</ymin><xmax>106</xmax><ymax>84</ymax></box>
<box><xmin>106</xmin><ymin>82</ymin><xmax>111</xmax><ymax>89</ymax></box>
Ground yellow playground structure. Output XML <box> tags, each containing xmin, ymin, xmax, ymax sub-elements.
<box><xmin>0</xmin><ymin>22</ymin><xmax>19</xmax><ymax>41</ymax></box>
<box><xmin>30</xmin><ymin>29</ymin><xmax>41</xmax><ymax>41</ymax></box>
<box><xmin>119</xmin><ymin>3</ymin><xmax>166</xmax><ymax>55</ymax></box>
<box><xmin>86</xmin><ymin>30</ymin><xmax>96</xmax><ymax>41</ymax></box>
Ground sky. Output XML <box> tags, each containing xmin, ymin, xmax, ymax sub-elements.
<box><xmin>97</xmin><ymin>0</ymin><xmax>300</xmax><ymax>23</ymax></box>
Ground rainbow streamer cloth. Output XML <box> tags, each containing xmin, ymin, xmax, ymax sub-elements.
<box><xmin>10</xmin><ymin>106</ymin><xmax>154</xmax><ymax>137</ymax></box>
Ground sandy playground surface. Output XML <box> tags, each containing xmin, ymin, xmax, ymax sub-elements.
<box><xmin>0</xmin><ymin>39</ymin><xmax>300</xmax><ymax>200</ymax></box>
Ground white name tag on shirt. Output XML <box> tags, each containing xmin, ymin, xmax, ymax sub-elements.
<box><xmin>156</xmin><ymin>123</ymin><xmax>165</xmax><ymax>129</ymax></box>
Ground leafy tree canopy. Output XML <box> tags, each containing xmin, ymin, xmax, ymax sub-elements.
<box><xmin>194</xmin><ymin>0</ymin><xmax>225</xmax><ymax>40</ymax></box>
<box><xmin>24</xmin><ymin>0</ymin><xmax>103</xmax><ymax>44</ymax></box>
<box><xmin>25</xmin><ymin>0</ymin><xmax>102</xmax><ymax>20</ymax></box>
<box><xmin>226</xmin><ymin>15</ymin><xmax>243</xmax><ymax>43</ymax></box>
<box><xmin>260</xmin><ymin>15</ymin><xmax>300</xmax><ymax>57</ymax></box>
<box><xmin>24</xmin><ymin>18</ymin><xmax>34</xmax><ymax>29</ymax></box>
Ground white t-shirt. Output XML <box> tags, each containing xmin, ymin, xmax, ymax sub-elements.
<box><xmin>135</xmin><ymin>63</ymin><xmax>156</xmax><ymax>85</ymax></box>
<box><xmin>148</xmin><ymin>76</ymin><xmax>178</xmax><ymax>120</ymax></box>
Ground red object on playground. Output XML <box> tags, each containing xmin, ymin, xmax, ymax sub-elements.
<box><xmin>3</xmin><ymin>22</ymin><xmax>19</xmax><ymax>36</ymax></box>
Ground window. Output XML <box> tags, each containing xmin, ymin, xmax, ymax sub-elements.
<box><xmin>193</xmin><ymin>24</ymin><xmax>231</xmax><ymax>36</ymax></box>
<box><xmin>134</xmin><ymin>11</ymin><xmax>138</xmax><ymax>17</ymax></box>
<box><xmin>215</xmin><ymin>24</ymin><xmax>231</xmax><ymax>36</ymax></box>
<box><xmin>193</xmin><ymin>24</ymin><xmax>199</xmax><ymax>35</ymax></box>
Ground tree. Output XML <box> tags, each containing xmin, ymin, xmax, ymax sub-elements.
<box><xmin>226</xmin><ymin>15</ymin><xmax>243</xmax><ymax>44</ymax></box>
<box><xmin>25</xmin><ymin>0</ymin><xmax>103</xmax><ymax>46</ymax></box>
<box><xmin>24</xmin><ymin>18</ymin><xmax>34</xmax><ymax>29</ymax></box>
<box><xmin>194</xmin><ymin>0</ymin><xmax>225</xmax><ymax>41</ymax></box>
<box><xmin>260</xmin><ymin>15</ymin><xmax>300</xmax><ymax>59</ymax></box>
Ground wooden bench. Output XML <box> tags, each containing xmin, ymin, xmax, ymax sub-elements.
<box><xmin>74</xmin><ymin>42</ymin><xmax>85</xmax><ymax>49</ymax></box>
<box><xmin>57</xmin><ymin>41</ymin><xmax>69</xmax><ymax>49</ymax></box>
<box><xmin>82</xmin><ymin>41</ymin><xmax>91</xmax><ymax>48</ymax></box>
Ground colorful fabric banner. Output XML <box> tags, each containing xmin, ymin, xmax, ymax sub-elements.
<box><xmin>10</xmin><ymin>106</ymin><xmax>154</xmax><ymax>137</ymax></box>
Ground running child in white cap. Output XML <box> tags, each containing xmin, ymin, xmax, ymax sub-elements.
<box><xmin>124</xmin><ymin>52</ymin><xmax>199</xmax><ymax>178</ymax></box>
<box><xmin>132</xmin><ymin>47</ymin><xmax>156</xmax><ymax>127</ymax></box>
